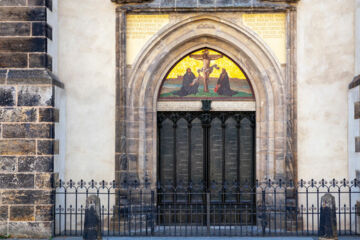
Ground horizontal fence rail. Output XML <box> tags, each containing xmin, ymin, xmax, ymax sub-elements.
<box><xmin>54</xmin><ymin>179</ymin><xmax>360</xmax><ymax>237</ymax></box>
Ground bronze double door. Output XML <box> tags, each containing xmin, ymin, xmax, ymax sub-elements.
<box><xmin>157</xmin><ymin>111</ymin><xmax>256</xmax><ymax>226</ymax></box>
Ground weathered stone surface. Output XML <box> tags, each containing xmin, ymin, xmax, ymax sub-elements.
<box><xmin>29</xmin><ymin>53</ymin><xmax>52</xmax><ymax>70</ymax></box>
<box><xmin>28</xmin><ymin>0</ymin><xmax>45</xmax><ymax>6</ymax></box>
<box><xmin>319</xmin><ymin>193</ymin><xmax>337</xmax><ymax>239</ymax></box>
<box><xmin>356</xmin><ymin>201</ymin><xmax>360</xmax><ymax>216</ymax></box>
<box><xmin>119</xmin><ymin>172</ymin><xmax>140</xmax><ymax>187</ymax></box>
<box><xmin>18</xmin><ymin>156</ymin><xmax>53</xmax><ymax>172</ymax></box>
<box><xmin>37</xmin><ymin>140</ymin><xmax>58</xmax><ymax>155</ymax></box>
<box><xmin>1</xmin><ymin>190</ymin><xmax>54</xmax><ymax>204</ymax></box>
<box><xmin>0</xmin><ymin>156</ymin><xmax>16</xmax><ymax>172</ymax></box>
<box><xmin>46</xmin><ymin>24</ymin><xmax>52</xmax><ymax>40</ymax></box>
<box><xmin>0</xmin><ymin>222</ymin><xmax>7</xmax><ymax>236</ymax></box>
<box><xmin>0</xmin><ymin>140</ymin><xmax>36</xmax><ymax>155</ymax></box>
<box><xmin>350</xmin><ymin>75</ymin><xmax>360</xmax><ymax>89</ymax></box>
<box><xmin>113</xmin><ymin>0</ymin><xmax>293</xmax><ymax>8</ymax></box>
<box><xmin>84</xmin><ymin>195</ymin><xmax>102</xmax><ymax>240</ymax></box>
<box><xmin>8</xmin><ymin>222</ymin><xmax>52</xmax><ymax>238</ymax></box>
<box><xmin>0</xmin><ymin>0</ymin><xmax>26</xmax><ymax>6</ymax></box>
<box><xmin>0</xmin><ymin>37</ymin><xmax>46</xmax><ymax>52</ymax></box>
<box><xmin>3</xmin><ymin>123</ymin><xmax>54</xmax><ymax>138</ymax></box>
<box><xmin>0</xmin><ymin>206</ymin><xmax>8</xmax><ymax>221</ymax></box>
<box><xmin>199</xmin><ymin>0</ymin><xmax>215</xmax><ymax>6</ymax></box>
<box><xmin>10</xmin><ymin>206</ymin><xmax>34</xmax><ymax>221</ymax></box>
<box><xmin>39</xmin><ymin>108</ymin><xmax>58</xmax><ymax>122</ymax></box>
<box><xmin>0</xmin><ymin>70</ymin><xmax>6</xmax><ymax>84</ymax></box>
<box><xmin>174</xmin><ymin>0</ymin><xmax>197</xmax><ymax>7</ymax></box>
<box><xmin>0</xmin><ymin>87</ymin><xmax>15</xmax><ymax>106</ymax></box>
<box><xmin>35</xmin><ymin>205</ymin><xmax>53</xmax><ymax>221</ymax></box>
<box><xmin>46</xmin><ymin>0</ymin><xmax>53</xmax><ymax>10</ymax></box>
<box><xmin>35</xmin><ymin>173</ymin><xmax>53</xmax><ymax>189</ymax></box>
<box><xmin>0</xmin><ymin>108</ymin><xmax>37</xmax><ymax>122</ymax></box>
<box><xmin>116</xmin><ymin>154</ymin><xmax>128</xmax><ymax>171</ymax></box>
<box><xmin>355</xmin><ymin>102</ymin><xmax>360</xmax><ymax>119</ymax></box>
<box><xmin>32</xmin><ymin>22</ymin><xmax>46</xmax><ymax>37</ymax></box>
<box><xmin>112</xmin><ymin>0</ymin><xmax>153</xmax><ymax>3</ymax></box>
<box><xmin>0</xmin><ymin>53</ymin><xmax>27</xmax><ymax>68</ymax></box>
<box><xmin>0</xmin><ymin>174</ymin><xmax>34</xmax><ymax>189</ymax></box>
<box><xmin>0</xmin><ymin>22</ymin><xmax>30</xmax><ymax>36</ymax></box>
<box><xmin>17</xmin><ymin>86</ymin><xmax>53</xmax><ymax>106</ymax></box>
<box><xmin>8</xmin><ymin>69</ymin><xmax>52</xmax><ymax>84</ymax></box>
<box><xmin>356</xmin><ymin>137</ymin><xmax>360</xmax><ymax>153</ymax></box>
<box><xmin>0</xmin><ymin>7</ymin><xmax>46</xmax><ymax>21</ymax></box>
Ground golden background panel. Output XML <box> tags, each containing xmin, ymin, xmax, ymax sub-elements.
<box><xmin>126</xmin><ymin>14</ymin><xmax>169</xmax><ymax>64</ymax></box>
<box><xmin>243</xmin><ymin>13</ymin><xmax>286</xmax><ymax>64</ymax></box>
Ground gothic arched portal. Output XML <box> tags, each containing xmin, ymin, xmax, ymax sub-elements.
<box><xmin>115</xmin><ymin>14</ymin><xmax>296</xmax><ymax>188</ymax></box>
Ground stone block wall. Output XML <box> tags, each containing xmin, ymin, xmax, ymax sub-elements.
<box><xmin>0</xmin><ymin>0</ymin><xmax>60</xmax><ymax>238</ymax></box>
<box><xmin>349</xmin><ymin>75</ymin><xmax>360</xmax><ymax>180</ymax></box>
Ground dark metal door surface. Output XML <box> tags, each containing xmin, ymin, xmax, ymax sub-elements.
<box><xmin>157</xmin><ymin>111</ymin><xmax>256</xmax><ymax>226</ymax></box>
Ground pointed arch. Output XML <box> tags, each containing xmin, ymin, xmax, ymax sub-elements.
<box><xmin>118</xmin><ymin>15</ymin><xmax>289</xmax><ymax>184</ymax></box>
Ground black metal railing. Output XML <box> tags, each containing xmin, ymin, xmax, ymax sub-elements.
<box><xmin>54</xmin><ymin>179</ymin><xmax>360</xmax><ymax>237</ymax></box>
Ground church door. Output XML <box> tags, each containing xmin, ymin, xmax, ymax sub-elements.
<box><xmin>157</xmin><ymin>110</ymin><xmax>256</xmax><ymax>226</ymax></box>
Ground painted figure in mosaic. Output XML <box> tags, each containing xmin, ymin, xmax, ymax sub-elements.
<box><xmin>174</xmin><ymin>68</ymin><xmax>199</xmax><ymax>96</ymax></box>
<box><xmin>215</xmin><ymin>68</ymin><xmax>238</xmax><ymax>96</ymax></box>
<box><xmin>190</xmin><ymin>49</ymin><xmax>223</xmax><ymax>92</ymax></box>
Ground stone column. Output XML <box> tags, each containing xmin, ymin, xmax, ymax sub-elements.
<box><xmin>0</xmin><ymin>0</ymin><xmax>62</xmax><ymax>238</ymax></box>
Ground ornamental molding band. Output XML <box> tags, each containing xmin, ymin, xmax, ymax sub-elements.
<box><xmin>111</xmin><ymin>0</ymin><xmax>153</xmax><ymax>4</ymax></box>
<box><xmin>111</xmin><ymin>0</ymin><xmax>299</xmax><ymax>9</ymax></box>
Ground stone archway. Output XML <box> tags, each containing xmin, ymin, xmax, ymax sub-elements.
<box><xmin>116</xmin><ymin>15</ymin><xmax>292</xmax><ymax>187</ymax></box>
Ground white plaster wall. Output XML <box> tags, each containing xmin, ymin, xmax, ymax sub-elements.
<box><xmin>58</xmin><ymin>0</ymin><xmax>116</xmax><ymax>181</ymax></box>
<box><xmin>297</xmin><ymin>0</ymin><xmax>355</xmax><ymax>180</ymax></box>
<box><xmin>55</xmin><ymin>0</ymin><xmax>356</xmax><ymax>182</ymax></box>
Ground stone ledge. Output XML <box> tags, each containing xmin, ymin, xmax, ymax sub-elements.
<box><xmin>349</xmin><ymin>74</ymin><xmax>360</xmax><ymax>89</ymax></box>
<box><xmin>111</xmin><ymin>0</ymin><xmax>153</xmax><ymax>3</ymax></box>
<box><xmin>8</xmin><ymin>221</ymin><xmax>52</xmax><ymax>238</ymax></box>
<box><xmin>5</xmin><ymin>69</ymin><xmax>64</xmax><ymax>88</ymax></box>
<box><xmin>356</xmin><ymin>102</ymin><xmax>360</xmax><ymax>120</ymax></box>
<box><xmin>114</xmin><ymin>0</ymin><xmax>297</xmax><ymax>11</ymax></box>
<box><xmin>112</xmin><ymin>0</ymin><xmax>299</xmax><ymax>5</ymax></box>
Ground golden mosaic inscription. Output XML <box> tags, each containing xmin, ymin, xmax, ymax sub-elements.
<box><xmin>126</xmin><ymin>14</ymin><xmax>169</xmax><ymax>64</ymax></box>
<box><xmin>243</xmin><ymin>13</ymin><xmax>286</xmax><ymax>64</ymax></box>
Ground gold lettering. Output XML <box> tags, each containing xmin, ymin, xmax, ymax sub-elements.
<box><xmin>243</xmin><ymin>13</ymin><xmax>286</xmax><ymax>64</ymax></box>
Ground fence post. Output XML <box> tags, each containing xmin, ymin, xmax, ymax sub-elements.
<box><xmin>261</xmin><ymin>189</ymin><xmax>267</xmax><ymax>235</ymax></box>
<box><xmin>319</xmin><ymin>193</ymin><xmax>337</xmax><ymax>240</ymax></box>
<box><xmin>83</xmin><ymin>195</ymin><xmax>102</xmax><ymax>240</ymax></box>
<box><xmin>206</xmin><ymin>192</ymin><xmax>210</xmax><ymax>235</ymax></box>
<box><xmin>151</xmin><ymin>191</ymin><xmax>155</xmax><ymax>236</ymax></box>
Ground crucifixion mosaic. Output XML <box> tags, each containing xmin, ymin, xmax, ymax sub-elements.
<box><xmin>159</xmin><ymin>48</ymin><xmax>255</xmax><ymax>101</ymax></box>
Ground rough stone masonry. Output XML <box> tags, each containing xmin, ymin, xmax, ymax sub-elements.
<box><xmin>0</xmin><ymin>0</ymin><xmax>62</xmax><ymax>238</ymax></box>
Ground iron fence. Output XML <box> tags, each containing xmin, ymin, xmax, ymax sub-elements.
<box><xmin>54</xmin><ymin>179</ymin><xmax>360</xmax><ymax>237</ymax></box>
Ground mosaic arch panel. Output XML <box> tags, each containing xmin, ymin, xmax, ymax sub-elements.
<box><xmin>158</xmin><ymin>48</ymin><xmax>255</xmax><ymax>101</ymax></box>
